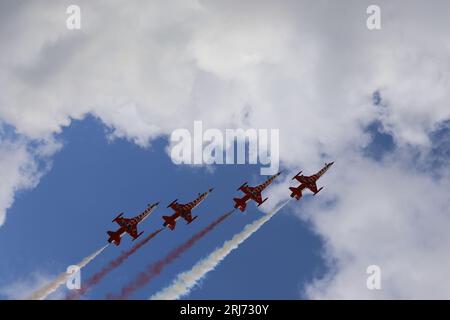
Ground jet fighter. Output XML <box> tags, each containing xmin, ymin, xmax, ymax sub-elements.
<box><xmin>233</xmin><ymin>172</ymin><xmax>281</xmax><ymax>212</ymax></box>
<box><xmin>107</xmin><ymin>202</ymin><xmax>159</xmax><ymax>246</ymax></box>
<box><xmin>162</xmin><ymin>188</ymin><xmax>214</xmax><ymax>230</ymax></box>
<box><xmin>289</xmin><ymin>162</ymin><xmax>334</xmax><ymax>200</ymax></box>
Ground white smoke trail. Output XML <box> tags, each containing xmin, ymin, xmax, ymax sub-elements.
<box><xmin>27</xmin><ymin>245</ymin><xmax>108</xmax><ymax>300</ymax></box>
<box><xmin>150</xmin><ymin>200</ymin><xmax>290</xmax><ymax>300</ymax></box>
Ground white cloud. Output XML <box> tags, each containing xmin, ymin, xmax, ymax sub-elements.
<box><xmin>1</xmin><ymin>0</ymin><xmax>449</xmax><ymax>153</ymax></box>
<box><xmin>301</xmin><ymin>155</ymin><xmax>450</xmax><ymax>299</ymax></box>
<box><xmin>0</xmin><ymin>134</ymin><xmax>59</xmax><ymax>226</ymax></box>
<box><xmin>0</xmin><ymin>0</ymin><xmax>450</xmax><ymax>298</ymax></box>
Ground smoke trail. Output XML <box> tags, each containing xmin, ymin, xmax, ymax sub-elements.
<box><xmin>150</xmin><ymin>200</ymin><xmax>290</xmax><ymax>300</ymax></box>
<box><xmin>27</xmin><ymin>245</ymin><xmax>108</xmax><ymax>300</ymax></box>
<box><xmin>107</xmin><ymin>210</ymin><xmax>234</xmax><ymax>299</ymax></box>
<box><xmin>67</xmin><ymin>228</ymin><xmax>163</xmax><ymax>300</ymax></box>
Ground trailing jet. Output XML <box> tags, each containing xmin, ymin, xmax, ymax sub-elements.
<box><xmin>107</xmin><ymin>202</ymin><xmax>159</xmax><ymax>246</ymax></box>
<box><xmin>289</xmin><ymin>162</ymin><xmax>334</xmax><ymax>200</ymax></box>
<box><xmin>162</xmin><ymin>188</ymin><xmax>214</xmax><ymax>230</ymax></box>
<box><xmin>233</xmin><ymin>172</ymin><xmax>281</xmax><ymax>212</ymax></box>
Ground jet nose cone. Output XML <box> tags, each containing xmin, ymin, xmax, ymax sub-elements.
<box><xmin>329</xmin><ymin>161</ymin><xmax>334</xmax><ymax>166</ymax></box>
<box><xmin>209</xmin><ymin>188</ymin><xmax>214</xmax><ymax>192</ymax></box>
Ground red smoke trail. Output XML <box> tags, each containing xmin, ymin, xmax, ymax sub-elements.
<box><xmin>107</xmin><ymin>210</ymin><xmax>234</xmax><ymax>300</ymax></box>
<box><xmin>67</xmin><ymin>228</ymin><xmax>163</xmax><ymax>300</ymax></box>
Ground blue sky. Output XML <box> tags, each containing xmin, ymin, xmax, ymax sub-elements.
<box><xmin>0</xmin><ymin>116</ymin><xmax>327</xmax><ymax>299</ymax></box>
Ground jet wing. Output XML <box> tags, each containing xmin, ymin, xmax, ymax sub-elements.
<box><xmin>115</xmin><ymin>217</ymin><xmax>130</xmax><ymax>227</ymax></box>
<box><xmin>306</xmin><ymin>182</ymin><xmax>318</xmax><ymax>194</ymax></box>
<box><xmin>169</xmin><ymin>202</ymin><xmax>182</xmax><ymax>211</ymax></box>
<box><xmin>250</xmin><ymin>191</ymin><xmax>263</xmax><ymax>204</ymax></box>
<box><xmin>294</xmin><ymin>175</ymin><xmax>308</xmax><ymax>184</ymax></box>
<box><xmin>127</xmin><ymin>225</ymin><xmax>139</xmax><ymax>239</ymax></box>
<box><xmin>242</xmin><ymin>186</ymin><xmax>263</xmax><ymax>204</ymax></box>
<box><xmin>181</xmin><ymin>210</ymin><xmax>195</xmax><ymax>223</ymax></box>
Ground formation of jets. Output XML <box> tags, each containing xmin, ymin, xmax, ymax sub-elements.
<box><xmin>107</xmin><ymin>163</ymin><xmax>333</xmax><ymax>246</ymax></box>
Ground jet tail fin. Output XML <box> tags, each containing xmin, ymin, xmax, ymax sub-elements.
<box><xmin>289</xmin><ymin>187</ymin><xmax>302</xmax><ymax>200</ymax></box>
<box><xmin>162</xmin><ymin>216</ymin><xmax>176</xmax><ymax>230</ymax></box>
<box><xmin>233</xmin><ymin>197</ymin><xmax>247</xmax><ymax>212</ymax></box>
<box><xmin>107</xmin><ymin>230</ymin><xmax>121</xmax><ymax>246</ymax></box>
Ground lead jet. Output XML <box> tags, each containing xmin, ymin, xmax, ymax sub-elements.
<box><xmin>233</xmin><ymin>172</ymin><xmax>281</xmax><ymax>212</ymax></box>
<box><xmin>107</xmin><ymin>202</ymin><xmax>159</xmax><ymax>246</ymax></box>
<box><xmin>162</xmin><ymin>188</ymin><xmax>214</xmax><ymax>230</ymax></box>
<box><xmin>289</xmin><ymin>162</ymin><xmax>334</xmax><ymax>200</ymax></box>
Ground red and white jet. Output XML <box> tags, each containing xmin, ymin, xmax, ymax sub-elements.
<box><xmin>233</xmin><ymin>172</ymin><xmax>281</xmax><ymax>212</ymax></box>
<box><xmin>162</xmin><ymin>188</ymin><xmax>214</xmax><ymax>230</ymax></box>
<box><xmin>289</xmin><ymin>162</ymin><xmax>334</xmax><ymax>200</ymax></box>
<box><xmin>107</xmin><ymin>202</ymin><xmax>159</xmax><ymax>246</ymax></box>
